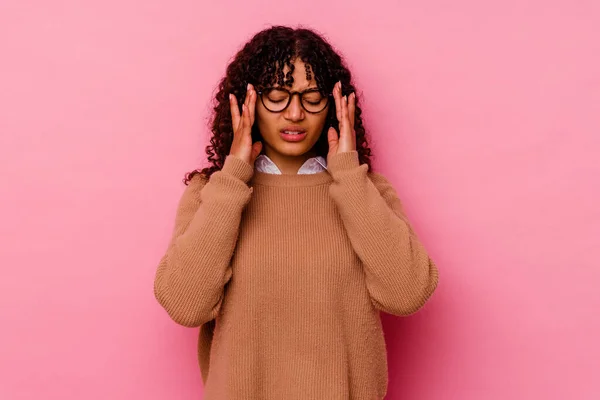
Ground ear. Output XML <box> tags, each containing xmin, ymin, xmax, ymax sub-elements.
<box><xmin>250</xmin><ymin>141</ymin><xmax>263</xmax><ymax>163</ymax></box>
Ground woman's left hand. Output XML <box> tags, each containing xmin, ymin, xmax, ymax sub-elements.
<box><xmin>327</xmin><ymin>81</ymin><xmax>356</xmax><ymax>162</ymax></box>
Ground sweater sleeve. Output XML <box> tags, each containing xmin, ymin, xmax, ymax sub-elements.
<box><xmin>327</xmin><ymin>151</ymin><xmax>439</xmax><ymax>316</ymax></box>
<box><xmin>153</xmin><ymin>154</ymin><xmax>254</xmax><ymax>327</ymax></box>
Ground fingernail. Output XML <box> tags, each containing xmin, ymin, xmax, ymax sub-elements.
<box><xmin>229</xmin><ymin>94</ymin><xmax>232</xmax><ymax>101</ymax></box>
<box><xmin>247</xmin><ymin>83</ymin><xmax>250</xmax><ymax>91</ymax></box>
<box><xmin>344</xmin><ymin>95</ymin><xmax>347</xmax><ymax>103</ymax></box>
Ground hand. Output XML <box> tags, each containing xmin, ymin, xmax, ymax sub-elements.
<box><xmin>228</xmin><ymin>83</ymin><xmax>263</xmax><ymax>165</ymax></box>
<box><xmin>327</xmin><ymin>81</ymin><xmax>356</xmax><ymax>163</ymax></box>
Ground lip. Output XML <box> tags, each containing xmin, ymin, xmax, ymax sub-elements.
<box><xmin>280</xmin><ymin>131</ymin><xmax>307</xmax><ymax>142</ymax></box>
<box><xmin>280</xmin><ymin>126</ymin><xmax>306</xmax><ymax>133</ymax></box>
<box><xmin>280</xmin><ymin>126</ymin><xmax>307</xmax><ymax>142</ymax></box>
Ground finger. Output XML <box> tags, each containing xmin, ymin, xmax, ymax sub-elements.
<box><xmin>244</xmin><ymin>83</ymin><xmax>252</xmax><ymax>108</ymax></box>
<box><xmin>242</xmin><ymin>102</ymin><xmax>252</xmax><ymax>137</ymax></box>
<box><xmin>337</xmin><ymin>82</ymin><xmax>344</xmax><ymax>122</ymax></box>
<box><xmin>230</xmin><ymin>94</ymin><xmax>240</xmax><ymax>134</ymax></box>
<box><xmin>327</xmin><ymin>126</ymin><xmax>339</xmax><ymax>153</ymax></box>
<box><xmin>332</xmin><ymin>81</ymin><xmax>342</xmax><ymax>123</ymax></box>
<box><xmin>340</xmin><ymin>95</ymin><xmax>350</xmax><ymax>136</ymax></box>
<box><xmin>248</xmin><ymin>84</ymin><xmax>256</xmax><ymax>127</ymax></box>
<box><xmin>348</xmin><ymin>92</ymin><xmax>356</xmax><ymax>132</ymax></box>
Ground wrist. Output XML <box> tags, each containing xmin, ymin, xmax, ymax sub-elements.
<box><xmin>327</xmin><ymin>151</ymin><xmax>360</xmax><ymax>175</ymax></box>
<box><xmin>222</xmin><ymin>154</ymin><xmax>254</xmax><ymax>183</ymax></box>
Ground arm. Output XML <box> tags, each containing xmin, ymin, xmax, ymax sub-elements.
<box><xmin>153</xmin><ymin>154</ymin><xmax>254</xmax><ymax>327</ymax></box>
<box><xmin>328</xmin><ymin>151</ymin><xmax>439</xmax><ymax>316</ymax></box>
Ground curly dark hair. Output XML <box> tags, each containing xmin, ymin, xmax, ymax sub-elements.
<box><xmin>184</xmin><ymin>25</ymin><xmax>373</xmax><ymax>184</ymax></box>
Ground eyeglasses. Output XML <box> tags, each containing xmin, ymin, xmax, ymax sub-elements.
<box><xmin>256</xmin><ymin>87</ymin><xmax>332</xmax><ymax>114</ymax></box>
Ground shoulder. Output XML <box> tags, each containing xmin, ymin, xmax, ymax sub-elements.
<box><xmin>178</xmin><ymin>172</ymin><xmax>209</xmax><ymax>207</ymax></box>
<box><xmin>367</xmin><ymin>170</ymin><xmax>406</xmax><ymax>213</ymax></box>
<box><xmin>170</xmin><ymin>173</ymin><xmax>210</xmax><ymax>231</ymax></box>
<box><xmin>185</xmin><ymin>172</ymin><xmax>209</xmax><ymax>191</ymax></box>
<box><xmin>367</xmin><ymin>170</ymin><xmax>395</xmax><ymax>193</ymax></box>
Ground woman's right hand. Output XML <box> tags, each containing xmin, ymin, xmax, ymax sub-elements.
<box><xmin>229</xmin><ymin>83</ymin><xmax>263</xmax><ymax>165</ymax></box>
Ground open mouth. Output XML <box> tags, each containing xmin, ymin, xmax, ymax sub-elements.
<box><xmin>280</xmin><ymin>130</ymin><xmax>307</xmax><ymax>142</ymax></box>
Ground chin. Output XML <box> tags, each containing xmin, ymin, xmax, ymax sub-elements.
<box><xmin>277</xmin><ymin>144</ymin><xmax>314</xmax><ymax>156</ymax></box>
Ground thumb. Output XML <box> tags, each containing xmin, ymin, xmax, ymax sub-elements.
<box><xmin>250</xmin><ymin>141</ymin><xmax>263</xmax><ymax>163</ymax></box>
<box><xmin>327</xmin><ymin>127</ymin><xmax>339</xmax><ymax>155</ymax></box>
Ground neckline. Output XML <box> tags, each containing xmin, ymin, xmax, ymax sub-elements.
<box><xmin>255</xmin><ymin>154</ymin><xmax>328</xmax><ymax>175</ymax></box>
<box><xmin>251</xmin><ymin>169</ymin><xmax>333</xmax><ymax>187</ymax></box>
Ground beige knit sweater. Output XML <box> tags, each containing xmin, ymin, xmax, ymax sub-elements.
<box><xmin>154</xmin><ymin>150</ymin><xmax>439</xmax><ymax>399</ymax></box>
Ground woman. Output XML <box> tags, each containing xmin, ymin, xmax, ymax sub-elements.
<box><xmin>154</xmin><ymin>25</ymin><xmax>439</xmax><ymax>399</ymax></box>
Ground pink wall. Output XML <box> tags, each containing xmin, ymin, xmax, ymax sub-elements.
<box><xmin>1</xmin><ymin>1</ymin><xmax>598</xmax><ymax>399</ymax></box>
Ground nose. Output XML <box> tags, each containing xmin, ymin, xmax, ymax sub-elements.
<box><xmin>283</xmin><ymin>93</ymin><xmax>305</xmax><ymax>121</ymax></box>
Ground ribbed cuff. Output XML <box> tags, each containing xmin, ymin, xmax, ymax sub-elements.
<box><xmin>221</xmin><ymin>154</ymin><xmax>255</xmax><ymax>183</ymax></box>
<box><xmin>327</xmin><ymin>151</ymin><xmax>361</xmax><ymax>175</ymax></box>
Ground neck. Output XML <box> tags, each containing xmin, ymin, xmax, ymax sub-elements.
<box><xmin>263</xmin><ymin>146</ymin><xmax>316</xmax><ymax>175</ymax></box>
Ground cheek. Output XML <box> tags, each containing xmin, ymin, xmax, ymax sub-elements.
<box><xmin>310</xmin><ymin>114</ymin><xmax>328</xmax><ymax>133</ymax></box>
<box><xmin>256</xmin><ymin>108</ymin><xmax>276</xmax><ymax>133</ymax></box>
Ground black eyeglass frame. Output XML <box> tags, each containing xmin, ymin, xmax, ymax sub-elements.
<box><xmin>255</xmin><ymin>87</ymin><xmax>333</xmax><ymax>114</ymax></box>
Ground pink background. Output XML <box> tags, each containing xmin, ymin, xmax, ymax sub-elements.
<box><xmin>1</xmin><ymin>1</ymin><xmax>599</xmax><ymax>399</ymax></box>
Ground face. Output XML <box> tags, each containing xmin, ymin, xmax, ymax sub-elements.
<box><xmin>255</xmin><ymin>59</ymin><xmax>329</xmax><ymax>160</ymax></box>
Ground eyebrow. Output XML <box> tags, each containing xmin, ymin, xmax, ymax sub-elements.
<box><xmin>271</xmin><ymin>86</ymin><xmax>320</xmax><ymax>91</ymax></box>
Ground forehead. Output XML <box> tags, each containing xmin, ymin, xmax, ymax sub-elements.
<box><xmin>278</xmin><ymin>59</ymin><xmax>316</xmax><ymax>88</ymax></box>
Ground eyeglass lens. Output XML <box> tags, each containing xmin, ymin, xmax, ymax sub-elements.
<box><xmin>261</xmin><ymin>88</ymin><xmax>328</xmax><ymax>113</ymax></box>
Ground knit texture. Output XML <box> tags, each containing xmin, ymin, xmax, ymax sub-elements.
<box><xmin>154</xmin><ymin>150</ymin><xmax>439</xmax><ymax>400</ymax></box>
